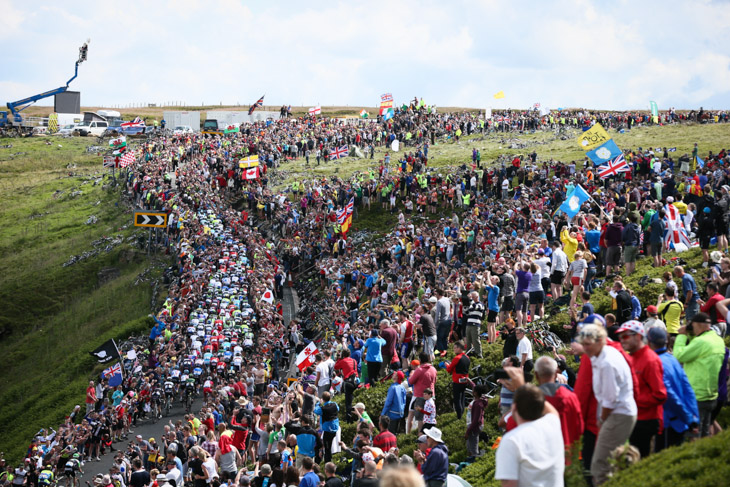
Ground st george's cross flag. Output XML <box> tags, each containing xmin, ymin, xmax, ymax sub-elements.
<box><xmin>296</xmin><ymin>342</ymin><xmax>319</xmax><ymax>371</ymax></box>
<box><xmin>597</xmin><ymin>154</ymin><xmax>630</xmax><ymax>179</ymax></box>
<box><xmin>90</xmin><ymin>339</ymin><xmax>121</xmax><ymax>364</ymax></box>
<box><xmin>329</xmin><ymin>145</ymin><xmax>349</xmax><ymax>160</ymax></box>
<box><xmin>308</xmin><ymin>106</ymin><xmax>321</xmax><ymax>116</ymax></box>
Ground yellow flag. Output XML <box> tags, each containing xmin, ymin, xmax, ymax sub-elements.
<box><xmin>239</xmin><ymin>155</ymin><xmax>259</xmax><ymax>168</ymax></box>
<box><xmin>493</xmin><ymin>91</ymin><xmax>505</xmax><ymax>99</ymax></box>
<box><xmin>577</xmin><ymin>123</ymin><xmax>610</xmax><ymax>151</ymax></box>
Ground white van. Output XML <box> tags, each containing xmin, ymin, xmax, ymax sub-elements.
<box><xmin>73</xmin><ymin>120</ymin><xmax>108</xmax><ymax>136</ymax></box>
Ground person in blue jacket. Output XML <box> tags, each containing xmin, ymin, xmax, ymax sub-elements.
<box><xmin>364</xmin><ymin>330</ymin><xmax>385</xmax><ymax>386</ymax></box>
<box><xmin>647</xmin><ymin>327</ymin><xmax>699</xmax><ymax>450</ymax></box>
<box><xmin>414</xmin><ymin>427</ymin><xmax>449</xmax><ymax>487</ymax></box>
<box><xmin>381</xmin><ymin>370</ymin><xmax>407</xmax><ymax>434</ymax></box>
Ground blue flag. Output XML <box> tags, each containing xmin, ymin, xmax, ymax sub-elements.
<box><xmin>696</xmin><ymin>156</ymin><xmax>705</xmax><ymax>168</ymax></box>
<box><xmin>587</xmin><ymin>139</ymin><xmax>622</xmax><ymax>165</ymax></box>
<box><xmin>559</xmin><ymin>184</ymin><xmax>591</xmax><ymax>218</ymax></box>
<box><xmin>101</xmin><ymin>362</ymin><xmax>123</xmax><ymax>387</ymax></box>
<box><xmin>382</xmin><ymin>108</ymin><xmax>394</xmax><ymax>121</ymax></box>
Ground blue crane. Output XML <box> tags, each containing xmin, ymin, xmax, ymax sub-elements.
<box><xmin>0</xmin><ymin>41</ymin><xmax>89</xmax><ymax>131</ymax></box>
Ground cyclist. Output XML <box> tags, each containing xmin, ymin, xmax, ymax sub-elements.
<box><xmin>183</xmin><ymin>375</ymin><xmax>196</xmax><ymax>411</ymax></box>
<box><xmin>37</xmin><ymin>465</ymin><xmax>54</xmax><ymax>487</ymax></box>
<box><xmin>64</xmin><ymin>454</ymin><xmax>83</xmax><ymax>487</ymax></box>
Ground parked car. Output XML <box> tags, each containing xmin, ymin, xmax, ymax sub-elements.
<box><xmin>73</xmin><ymin>120</ymin><xmax>108</xmax><ymax>136</ymax></box>
<box><xmin>58</xmin><ymin>124</ymin><xmax>78</xmax><ymax>135</ymax></box>
<box><xmin>173</xmin><ymin>125</ymin><xmax>193</xmax><ymax>135</ymax></box>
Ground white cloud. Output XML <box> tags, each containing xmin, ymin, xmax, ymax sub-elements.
<box><xmin>0</xmin><ymin>0</ymin><xmax>728</xmax><ymax>110</ymax></box>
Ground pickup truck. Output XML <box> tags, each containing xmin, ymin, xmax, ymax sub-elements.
<box><xmin>73</xmin><ymin>120</ymin><xmax>108</xmax><ymax>136</ymax></box>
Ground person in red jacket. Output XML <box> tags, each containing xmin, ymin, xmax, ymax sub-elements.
<box><xmin>406</xmin><ymin>352</ymin><xmax>438</xmax><ymax>434</ymax></box>
<box><xmin>617</xmin><ymin>320</ymin><xmax>667</xmax><ymax>458</ymax></box>
<box><xmin>446</xmin><ymin>341</ymin><xmax>471</xmax><ymax>419</ymax></box>
<box><xmin>572</xmin><ymin>315</ymin><xmax>639</xmax><ymax>483</ymax></box>
<box><xmin>534</xmin><ymin>356</ymin><xmax>583</xmax><ymax>460</ymax></box>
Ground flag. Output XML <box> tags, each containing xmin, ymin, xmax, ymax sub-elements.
<box><xmin>586</xmin><ymin>139</ymin><xmax>623</xmax><ymax>165</ymax></box>
<box><xmin>239</xmin><ymin>155</ymin><xmax>259</xmax><ymax>168</ymax></box>
<box><xmin>649</xmin><ymin>101</ymin><xmax>659</xmax><ymax>117</ymax></box>
<box><xmin>577</xmin><ymin>123</ymin><xmax>610</xmax><ymax>151</ymax></box>
<box><xmin>261</xmin><ymin>289</ymin><xmax>274</xmax><ymax>304</ymax></box>
<box><xmin>558</xmin><ymin>184</ymin><xmax>591</xmax><ymax>218</ymax></box>
<box><xmin>119</xmin><ymin>150</ymin><xmax>136</xmax><ymax>168</ymax></box>
<box><xmin>248</xmin><ymin>94</ymin><xmax>264</xmax><ymax>115</ymax></box>
<box><xmin>121</xmin><ymin>117</ymin><xmax>144</xmax><ymax>128</ymax></box>
<box><xmin>533</xmin><ymin>102</ymin><xmax>541</xmax><ymax>109</ymax></box>
<box><xmin>109</xmin><ymin>136</ymin><xmax>126</xmax><ymax>149</ymax></box>
<box><xmin>664</xmin><ymin>203</ymin><xmax>692</xmax><ymax>250</ymax></box>
<box><xmin>493</xmin><ymin>91</ymin><xmax>505</xmax><ymax>99</ymax></box>
<box><xmin>296</xmin><ymin>342</ymin><xmax>318</xmax><ymax>371</ymax></box>
<box><xmin>89</xmin><ymin>339</ymin><xmax>121</xmax><ymax>364</ymax></box>
<box><xmin>381</xmin><ymin>93</ymin><xmax>393</xmax><ymax>102</ymax></box>
<box><xmin>382</xmin><ymin>108</ymin><xmax>394</xmax><ymax>121</ymax></box>
<box><xmin>103</xmin><ymin>155</ymin><xmax>117</xmax><ymax>168</ymax></box>
<box><xmin>243</xmin><ymin>167</ymin><xmax>259</xmax><ymax>180</ymax></box>
<box><xmin>224</xmin><ymin>124</ymin><xmax>240</xmax><ymax>134</ymax></box>
<box><xmin>597</xmin><ymin>154</ymin><xmax>630</xmax><ymax>179</ymax></box>
<box><xmin>101</xmin><ymin>362</ymin><xmax>123</xmax><ymax>387</ymax></box>
<box><xmin>338</xmin><ymin>198</ymin><xmax>355</xmax><ymax>235</ymax></box>
<box><xmin>308</xmin><ymin>106</ymin><xmax>321</xmax><ymax>116</ymax></box>
<box><xmin>359</xmin><ymin>109</ymin><xmax>369</xmax><ymax>119</ymax></box>
<box><xmin>696</xmin><ymin>156</ymin><xmax>705</xmax><ymax>168</ymax></box>
<box><xmin>329</xmin><ymin>145</ymin><xmax>349</xmax><ymax>160</ymax></box>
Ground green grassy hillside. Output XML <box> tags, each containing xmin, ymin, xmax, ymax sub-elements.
<box><xmin>0</xmin><ymin>137</ymin><xmax>166</xmax><ymax>461</ymax></box>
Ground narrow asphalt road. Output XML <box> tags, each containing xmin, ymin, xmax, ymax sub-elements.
<box><xmin>77</xmin><ymin>397</ymin><xmax>204</xmax><ymax>483</ymax></box>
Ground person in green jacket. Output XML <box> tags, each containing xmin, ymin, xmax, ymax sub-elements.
<box><xmin>674</xmin><ymin>312</ymin><xmax>726</xmax><ymax>437</ymax></box>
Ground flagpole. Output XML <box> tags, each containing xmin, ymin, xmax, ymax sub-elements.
<box><xmin>112</xmin><ymin>339</ymin><xmax>125</xmax><ymax>379</ymax></box>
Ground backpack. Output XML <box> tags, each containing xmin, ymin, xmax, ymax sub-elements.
<box><xmin>659</xmin><ymin>301</ymin><xmax>682</xmax><ymax>323</ymax></box>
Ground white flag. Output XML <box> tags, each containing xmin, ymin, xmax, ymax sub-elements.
<box><xmin>261</xmin><ymin>289</ymin><xmax>274</xmax><ymax>304</ymax></box>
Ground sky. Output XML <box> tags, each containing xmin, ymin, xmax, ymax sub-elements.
<box><xmin>1</xmin><ymin>0</ymin><xmax>730</xmax><ymax>111</ymax></box>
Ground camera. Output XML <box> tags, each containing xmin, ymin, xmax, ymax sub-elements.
<box><xmin>493</xmin><ymin>368</ymin><xmax>509</xmax><ymax>380</ymax></box>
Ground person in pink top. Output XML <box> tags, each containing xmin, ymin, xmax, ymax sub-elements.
<box><xmin>406</xmin><ymin>352</ymin><xmax>437</xmax><ymax>433</ymax></box>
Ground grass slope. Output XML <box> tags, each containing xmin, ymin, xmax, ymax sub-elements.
<box><xmin>0</xmin><ymin>137</ymin><xmax>165</xmax><ymax>461</ymax></box>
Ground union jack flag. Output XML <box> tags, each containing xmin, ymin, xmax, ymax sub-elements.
<box><xmin>103</xmin><ymin>363</ymin><xmax>122</xmax><ymax>379</ymax></box>
<box><xmin>336</xmin><ymin>197</ymin><xmax>354</xmax><ymax>224</ymax></box>
<box><xmin>121</xmin><ymin>117</ymin><xmax>144</xmax><ymax>128</ymax></box>
<box><xmin>329</xmin><ymin>145</ymin><xmax>348</xmax><ymax>160</ymax></box>
<box><xmin>248</xmin><ymin>94</ymin><xmax>265</xmax><ymax>115</ymax></box>
<box><xmin>664</xmin><ymin>203</ymin><xmax>692</xmax><ymax>250</ymax></box>
<box><xmin>381</xmin><ymin>93</ymin><xmax>393</xmax><ymax>102</ymax></box>
<box><xmin>597</xmin><ymin>154</ymin><xmax>629</xmax><ymax>179</ymax></box>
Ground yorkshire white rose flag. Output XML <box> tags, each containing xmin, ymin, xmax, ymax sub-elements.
<box><xmin>558</xmin><ymin>184</ymin><xmax>591</xmax><ymax>218</ymax></box>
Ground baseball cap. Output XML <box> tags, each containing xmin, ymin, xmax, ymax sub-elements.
<box><xmin>646</xmin><ymin>305</ymin><xmax>658</xmax><ymax>315</ymax></box>
<box><xmin>647</xmin><ymin>327</ymin><xmax>668</xmax><ymax>346</ymax></box>
<box><xmin>616</xmin><ymin>320</ymin><xmax>646</xmax><ymax>337</ymax></box>
<box><xmin>156</xmin><ymin>474</ymin><xmax>168</xmax><ymax>482</ymax></box>
<box><xmin>666</xmin><ymin>196</ymin><xmax>674</xmax><ymax>203</ymax></box>
<box><xmin>395</xmin><ymin>370</ymin><xmax>405</xmax><ymax>384</ymax></box>
<box><xmin>416</xmin><ymin>435</ymin><xmax>428</xmax><ymax>444</ymax></box>
<box><xmin>411</xmin><ymin>360</ymin><xmax>420</xmax><ymax>367</ymax></box>
<box><xmin>428</xmin><ymin>296</ymin><xmax>437</xmax><ymax>303</ymax></box>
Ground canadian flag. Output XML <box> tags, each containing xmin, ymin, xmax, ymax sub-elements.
<box><xmin>261</xmin><ymin>289</ymin><xmax>274</xmax><ymax>304</ymax></box>
<box><xmin>243</xmin><ymin>167</ymin><xmax>259</xmax><ymax>180</ymax></box>
<box><xmin>296</xmin><ymin>342</ymin><xmax>318</xmax><ymax>371</ymax></box>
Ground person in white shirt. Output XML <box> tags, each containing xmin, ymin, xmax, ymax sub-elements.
<box><xmin>515</xmin><ymin>328</ymin><xmax>533</xmax><ymax>374</ymax></box>
<box><xmin>495</xmin><ymin>367</ymin><xmax>564</xmax><ymax>487</ymax></box>
<box><xmin>577</xmin><ymin>324</ymin><xmax>637</xmax><ymax>486</ymax></box>
<box><xmin>550</xmin><ymin>241</ymin><xmax>569</xmax><ymax>300</ymax></box>
<box><xmin>315</xmin><ymin>351</ymin><xmax>334</xmax><ymax>397</ymax></box>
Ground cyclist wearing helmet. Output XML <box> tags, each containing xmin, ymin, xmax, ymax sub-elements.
<box><xmin>37</xmin><ymin>465</ymin><xmax>54</xmax><ymax>487</ymax></box>
<box><xmin>64</xmin><ymin>454</ymin><xmax>83</xmax><ymax>487</ymax></box>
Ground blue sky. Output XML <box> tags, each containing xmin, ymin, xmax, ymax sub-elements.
<box><xmin>2</xmin><ymin>0</ymin><xmax>729</xmax><ymax>111</ymax></box>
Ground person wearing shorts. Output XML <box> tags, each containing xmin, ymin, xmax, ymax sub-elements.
<box><xmin>605</xmin><ymin>245</ymin><xmax>622</xmax><ymax>272</ymax></box>
<box><xmin>514</xmin><ymin>292</ymin><xmax>529</xmax><ymax>323</ymax></box>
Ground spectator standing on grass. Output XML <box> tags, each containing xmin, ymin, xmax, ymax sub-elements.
<box><xmin>534</xmin><ymin>356</ymin><xmax>583</xmax><ymax>453</ymax></box>
<box><xmin>495</xmin><ymin>368</ymin><xmax>564</xmax><ymax>487</ymax></box>
<box><xmin>515</xmin><ymin>328</ymin><xmax>533</xmax><ymax>374</ymax></box>
<box><xmin>673</xmin><ymin>312</ymin><xmax>725</xmax><ymax>438</ymax></box>
<box><xmin>465</xmin><ymin>384</ymin><xmax>490</xmax><ymax>461</ymax></box>
<box><xmin>446</xmin><ymin>341</ymin><xmax>470</xmax><ymax>419</ymax></box>
<box><xmin>616</xmin><ymin>320</ymin><xmax>667</xmax><ymax>459</ymax></box>
<box><xmin>414</xmin><ymin>428</ymin><xmax>448</xmax><ymax>487</ymax></box>
<box><xmin>674</xmin><ymin>266</ymin><xmax>699</xmax><ymax>324</ymax></box>
<box><xmin>381</xmin><ymin>371</ymin><xmax>407</xmax><ymax>434</ymax></box>
<box><xmin>577</xmin><ymin>324</ymin><xmax>637</xmax><ymax>486</ymax></box>
<box><xmin>645</xmin><ymin>327</ymin><xmax>699</xmax><ymax>451</ymax></box>
<box><xmin>364</xmin><ymin>330</ymin><xmax>385</xmax><ymax>387</ymax></box>
<box><xmin>465</xmin><ymin>290</ymin><xmax>487</xmax><ymax>357</ymax></box>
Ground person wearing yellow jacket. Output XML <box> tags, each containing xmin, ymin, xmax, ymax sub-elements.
<box><xmin>560</xmin><ymin>227</ymin><xmax>578</xmax><ymax>262</ymax></box>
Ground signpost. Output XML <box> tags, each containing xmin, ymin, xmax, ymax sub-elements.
<box><xmin>134</xmin><ymin>210</ymin><xmax>167</xmax><ymax>255</ymax></box>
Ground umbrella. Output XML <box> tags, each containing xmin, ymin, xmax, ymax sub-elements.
<box><xmin>447</xmin><ymin>474</ymin><xmax>473</xmax><ymax>487</ymax></box>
